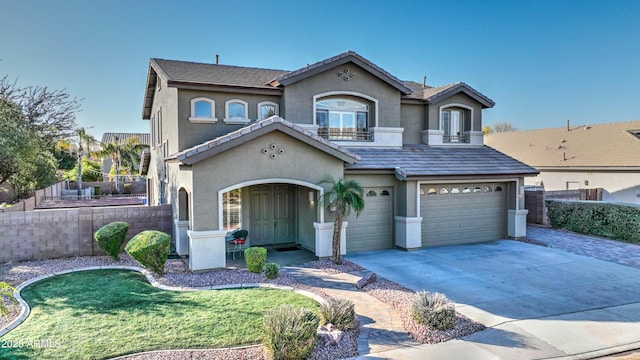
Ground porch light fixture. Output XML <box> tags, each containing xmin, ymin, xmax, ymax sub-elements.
<box><xmin>308</xmin><ymin>191</ymin><xmax>314</xmax><ymax>204</ymax></box>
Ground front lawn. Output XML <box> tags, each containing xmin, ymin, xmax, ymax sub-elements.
<box><xmin>0</xmin><ymin>269</ymin><xmax>319</xmax><ymax>359</ymax></box>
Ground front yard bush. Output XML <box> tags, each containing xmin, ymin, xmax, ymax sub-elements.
<box><xmin>245</xmin><ymin>247</ymin><xmax>267</xmax><ymax>273</ymax></box>
<box><xmin>411</xmin><ymin>291</ymin><xmax>455</xmax><ymax>330</ymax></box>
<box><xmin>93</xmin><ymin>221</ymin><xmax>129</xmax><ymax>260</ymax></box>
<box><xmin>319</xmin><ymin>297</ymin><xmax>356</xmax><ymax>330</ymax></box>
<box><xmin>0</xmin><ymin>282</ymin><xmax>18</xmax><ymax>317</ymax></box>
<box><xmin>263</xmin><ymin>304</ymin><xmax>319</xmax><ymax>360</ymax></box>
<box><xmin>264</xmin><ymin>262</ymin><xmax>279</xmax><ymax>279</ymax></box>
<box><xmin>125</xmin><ymin>230</ymin><xmax>171</xmax><ymax>274</ymax></box>
<box><xmin>546</xmin><ymin>200</ymin><xmax>640</xmax><ymax>243</ymax></box>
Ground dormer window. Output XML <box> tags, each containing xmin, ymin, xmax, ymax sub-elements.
<box><xmin>225</xmin><ymin>99</ymin><xmax>250</xmax><ymax>124</ymax></box>
<box><xmin>440</xmin><ymin>105</ymin><xmax>471</xmax><ymax>143</ymax></box>
<box><xmin>316</xmin><ymin>98</ymin><xmax>371</xmax><ymax>141</ymax></box>
<box><xmin>189</xmin><ymin>97</ymin><xmax>217</xmax><ymax>123</ymax></box>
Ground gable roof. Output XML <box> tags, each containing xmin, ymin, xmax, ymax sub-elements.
<box><xmin>485</xmin><ymin>120</ymin><xmax>640</xmax><ymax>169</ymax></box>
<box><xmin>345</xmin><ymin>145</ymin><xmax>538</xmax><ymax>179</ymax></box>
<box><xmin>272</xmin><ymin>51</ymin><xmax>413</xmax><ymax>95</ymax></box>
<box><xmin>403</xmin><ymin>82</ymin><xmax>495</xmax><ymax>108</ymax></box>
<box><xmin>168</xmin><ymin>117</ymin><xmax>359</xmax><ymax>165</ymax></box>
<box><xmin>101</xmin><ymin>132</ymin><xmax>150</xmax><ymax>146</ymax></box>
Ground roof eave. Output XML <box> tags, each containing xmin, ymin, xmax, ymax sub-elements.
<box><xmin>167</xmin><ymin>80</ymin><xmax>282</xmax><ymax>95</ymax></box>
<box><xmin>426</xmin><ymin>84</ymin><xmax>495</xmax><ymax>108</ymax></box>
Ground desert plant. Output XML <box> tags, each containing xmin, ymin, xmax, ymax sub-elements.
<box><xmin>263</xmin><ymin>305</ymin><xmax>319</xmax><ymax>360</ymax></box>
<box><xmin>0</xmin><ymin>282</ymin><xmax>18</xmax><ymax>317</ymax></box>
<box><xmin>245</xmin><ymin>247</ymin><xmax>267</xmax><ymax>273</ymax></box>
<box><xmin>264</xmin><ymin>262</ymin><xmax>280</xmax><ymax>279</ymax></box>
<box><xmin>124</xmin><ymin>230</ymin><xmax>171</xmax><ymax>274</ymax></box>
<box><xmin>93</xmin><ymin>221</ymin><xmax>129</xmax><ymax>260</ymax></box>
<box><xmin>411</xmin><ymin>291</ymin><xmax>455</xmax><ymax>330</ymax></box>
<box><xmin>319</xmin><ymin>297</ymin><xmax>356</xmax><ymax>330</ymax></box>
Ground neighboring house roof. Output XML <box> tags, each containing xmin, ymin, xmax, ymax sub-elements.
<box><xmin>345</xmin><ymin>145</ymin><xmax>539</xmax><ymax>179</ymax></box>
<box><xmin>403</xmin><ymin>81</ymin><xmax>495</xmax><ymax>108</ymax></box>
<box><xmin>272</xmin><ymin>51</ymin><xmax>413</xmax><ymax>95</ymax></box>
<box><xmin>485</xmin><ymin>120</ymin><xmax>640</xmax><ymax>169</ymax></box>
<box><xmin>167</xmin><ymin>117</ymin><xmax>359</xmax><ymax>166</ymax></box>
<box><xmin>101</xmin><ymin>132</ymin><xmax>151</xmax><ymax>146</ymax></box>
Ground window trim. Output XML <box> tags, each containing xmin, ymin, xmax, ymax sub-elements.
<box><xmin>224</xmin><ymin>99</ymin><xmax>250</xmax><ymax>124</ymax></box>
<box><xmin>438</xmin><ymin>103</ymin><xmax>474</xmax><ymax>144</ymax></box>
<box><xmin>312</xmin><ymin>91</ymin><xmax>378</xmax><ymax>127</ymax></box>
<box><xmin>257</xmin><ymin>101</ymin><xmax>279</xmax><ymax>120</ymax></box>
<box><xmin>189</xmin><ymin>97</ymin><xmax>218</xmax><ymax>123</ymax></box>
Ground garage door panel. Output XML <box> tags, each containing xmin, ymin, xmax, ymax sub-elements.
<box><xmin>347</xmin><ymin>187</ymin><xmax>393</xmax><ymax>253</ymax></box>
<box><xmin>421</xmin><ymin>183</ymin><xmax>506</xmax><ymax>247</ymax></box>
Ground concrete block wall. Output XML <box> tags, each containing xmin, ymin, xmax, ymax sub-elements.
<box><xmin>0</xmin><ymin>204</ymin><xmax>172</xmax><ymax>263</ymax></box>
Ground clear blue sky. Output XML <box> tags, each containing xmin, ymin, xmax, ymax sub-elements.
<box><xmin>2</xmin><ymin>0</ymin><xmax>639</xmax><ymax>139</ymax></box>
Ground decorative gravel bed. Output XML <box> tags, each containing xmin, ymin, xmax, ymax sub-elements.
<box><xmin>361</xmin><ymin>279</ymin><xmax>485</xmax><ymax>343</ymax></box>
<box><xmin>304</xmin><ymin>259</ymin><xmax>364</xmax><ymax>274</ymax></box>
<box><xmin>0</xmin><ymin>255</ymin><xmax>356</xmax><ymax>360</ymax></box>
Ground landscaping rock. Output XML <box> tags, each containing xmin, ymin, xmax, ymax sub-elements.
<box><xmin>317</xmin><ymin>323</ymin><xmax>345</xmax><ymax>346</ymax></box>
<box><xmin>356</xmin><ymin>272</ymin><xmax>377</xmax><ymax>290</ymax></box>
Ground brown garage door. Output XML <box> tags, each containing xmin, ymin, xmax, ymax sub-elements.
<box><xmin>346</xmin><ymin>187</ymin><xmax>393</xmax><ymax>252</ymax></box>
<box><xmin>421</xmin><ymin>183</ymin><xmax>506</xmax><ymax>247</ymax></box>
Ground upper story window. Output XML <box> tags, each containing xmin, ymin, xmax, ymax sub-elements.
<box><xmin>316</xmin><ymin>98</ymin><xmax>371</xmax><ymax>141</ymax></box>
<box><xmin>258</xmin><ymin>101</ymin><xmax>279</xmax><ymax>120</ymax></box>
<box><xmin>225</xmin><ymin>99</ymin><xmax>250</xmax><ymax>124</ymax></box>
<box><xmin>189</xmin><ymin>97</ymin><xmax>217</xmax><ymax>123</ymax></box>
<box><xmin>441</xmin><ymin>106</ymin><xmax>471</xmax><ymax>143</ymax></box>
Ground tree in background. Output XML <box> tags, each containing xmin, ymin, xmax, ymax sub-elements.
<box><xmin>100</xmin><ymin>136</ymin><xmax>145</xmax><ymax>192</ymax></box>
<box><xmin>0</xmin><ymin>76</ymin><xmax>80</xmax><ymax>201</ymax></box>
<box><xmin>482</xmin><ymin>125</ymin><xmax>493</xmax><ymax>135</ymax></box>
<box><xmin>63</xmin><ymin>157</ymin><xmax>102</xmax><ymax>183</ymax></box>
<box><xmin>319</xmin><ymin>177</ymin><xmax>365</xmax><ymax>264</ymax></box>
<box><xmin>58</xmin><ymin>127</ymin><xmax>97</xmax><ymax>195</ymax></box>
<box><xmin>491</xmin><ymin>121</ymin><xmax>518</xmax><ymax>133</ymax></box>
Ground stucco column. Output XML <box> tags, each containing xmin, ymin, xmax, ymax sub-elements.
<box><xmin>395</xmin><ymin>216</ymin><xmax>422</xmax><ymax>250</ymax></box>
<box><xmin>508</xmin><ymin>182</ymin><xmax>528</xmax><ymax>238</ymax></box>
<box><xmin>421</xmin><ymin>129</ymin><xmax>444</xmax><ymax>145</ymax></box>
<box><xmin>174</xmin><ymin>220</ymin><xmax>190</xmax><ymax>256</ymax></box>
<box><xmin>313</xmin><ymin>222</ymin><xmax>347</xmax><ymax>258</ymax></box>
<box><xmin>188</xmin><ymin>229</ymin><xmax>227</xmax><ymax>270</ymax></box>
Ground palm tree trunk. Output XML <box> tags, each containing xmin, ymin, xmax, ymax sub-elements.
<box><xmin>77</xmin><ymin>153</ymin><xmax>83</xmax><ymax>196</ymax></box>
<box><xmin>333</xmin><ymin>214</ymin><xmax>343</xmax><ymax>265</ymax></box>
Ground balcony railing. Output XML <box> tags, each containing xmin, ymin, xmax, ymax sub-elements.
<box><xmin>443</xmin><ymin>134</ymin><xmax>470</xmax><ymax>143</ymax></box>
<box><xmin>318</xmin><ymin>129</ymin><xmax>373</xmax><ymax>141</ymax></box>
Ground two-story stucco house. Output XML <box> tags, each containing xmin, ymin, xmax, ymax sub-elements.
<box><xmin>141</xmin><ymin>51</ymin><xmax>538</xmax><ymax>270</ymax></box>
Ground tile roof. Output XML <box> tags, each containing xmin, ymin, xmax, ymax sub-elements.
<box><xmin>151</xmin><ymin>58</ymin><xmax>288</xmax><ymax>89</ymax></box>
<box><xmin>101</xmin><ymin>132</ymin><xmax>150</xmax><ymax>146</ymax></box>
<box><xmin>484</xmin><ymin>120</ymin><xmax>640</xmax><ymax>168</ymax></box>
<box><xmin>170</xmin><ymin>117</ymin><xmax>358</xmax><ymax>165</ymax></box>
<box><xmin>345</xmin><ymin>145</ymin><xmax>538</xmax><ymax>179</ymax></box>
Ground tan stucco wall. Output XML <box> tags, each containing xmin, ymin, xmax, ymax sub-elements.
<box><xmin>526</xmin><ymin>170</ymin><xmax>640</xmax><ymax>204</ymax></box>
<box><xmin>282</xmin><ymin>62</ymin><xmax>402</xmax><ymax>127</ymax></box>
<box><xmin>427</xmin><ymin>93</ymin><xmax>483</xmax><ymax>132</ymax></box>
<box><xmin>190</xmin><ymin>131</ymin><xmax>345</xmax><ymax>230</ymax></box>
<box><xmin>176</xmin><ymin>89</ymin><xmax>282</xmax><ymax>150</ymax></box>
<box><xmin>400</xmin><ymin>104</ymin><xmax>425</xmax><ymax>144</ymax></box>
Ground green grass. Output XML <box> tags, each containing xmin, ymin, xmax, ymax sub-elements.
<box><xmin>0</xmin><ymin>269</ymin><xmax>319</xmax><ymax>360</ymax></box>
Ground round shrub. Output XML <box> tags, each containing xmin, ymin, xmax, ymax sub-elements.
<box><xmin>263</xmin><ymin>305</ymin><xmax>319</xmax><ymax>360</ymax></box>
<box><xmin>264</xmin><ymin>262</ymin><xmax>280</xmax><ymax>279</ymax></box>
<box><xmin>319</xmin><ymin>297</ymin><xmax>356</xmax><ymax>330</ymax></box>
<box><xmin>244</xmin><ymin>247</ymin><xmax>267</xmax><ymax>273</ymax></box>
<box><xmin>124</xmin><ymin>230</ymin><xmax>171</xmax><ymax>274</ymax></box>
<box><xmin>93</xmin><ymin>221</ymin><xmax>129</xmax><ymax>260</ymax></box>
<box><xmin>411</xmin><ymin>291</ymin><xmax>455</xmax><ymax>330</ymax></box>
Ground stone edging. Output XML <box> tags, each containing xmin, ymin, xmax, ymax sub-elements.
<box><xmin>0</xmin><ymin>265</ymin><xmax>326</xmax><ymax>338</ymax></box>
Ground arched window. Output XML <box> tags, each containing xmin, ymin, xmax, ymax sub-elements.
<box><xmin>224</xmin><ymin>99</ymin><xmax>249</xmax><ymax>124</ymax></box>
<box><xmin>440</xmin><ymin>104</ymin><xmax>472</xmax><ymax>143</ymax></box>
<box><xmin>316</xmin><ymin>97</ymin><xmax>371</xmax><ymax>141</ymax></box>
<box><xmin>367</xmin><ymin>190</ymin><xmax>377</xmax><ymax>196</ymax></box>
<box><xmin>258</xmin><ymin>101</ymin><xmax>279</xmax><ymax>120</ymax></box>
<box><xmin>189</xmin><ymin>97</ymin><xmax>217</xmax><ymax>123</ymax></box>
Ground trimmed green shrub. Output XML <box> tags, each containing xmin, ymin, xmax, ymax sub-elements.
<box><xmin>265</xmin><ymin>262</ymin><xmax>280</xmax><ymax>279</ymax></box>
<box><xmin>245</xmin><ymin>247</ymin><xmax>267</xmax><ymax>273</ymax></box>
<box><xmin>319</xmin><ymin>297</ymin><xmax>356</xmax><ymax>330</ymax></box>
<box><xmin>125</xmin><ymin>230</ymin><xmax>171</xmax><ymax>274</ymax></box>
<box><xmin>411</xmin><ymin>291</ymin><xmax>455</xmax><ymax>330</ymax></box>
<box><xmin>0</xmin><ymin>282</ymin><xmax>18</xmax><ymax>317</ymax></box>
<box><xmin>263</xmin><ymin>305</ymin><xmax>319</xmax><ymax>360</ymax></box>
<box><xmin>93</xmin><ymin>221</ymin><xmax>129</xmax><ymax>260</ymax></box>
<box><xmin>546</xmin><ymin>200</ymin><xmax>640</xmax><ymax>243</ymax></box>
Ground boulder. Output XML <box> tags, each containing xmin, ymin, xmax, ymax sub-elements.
<box><xmin>317</xmin><ymin>323</ymin><xmax>345</xmax><ymax>346</ymax></box>
<box><xmin>356</xmin><ymin>272</ymin><xmax>377</xmax><ymax>290</ymax></box>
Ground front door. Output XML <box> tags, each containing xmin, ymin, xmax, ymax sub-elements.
<box><xmin>250</xmin><ymin>184</ymin><xmax>296</xmax><ymax>245</ymax></box>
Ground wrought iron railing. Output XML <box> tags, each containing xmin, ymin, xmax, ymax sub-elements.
<box><xmin>40</xmin><ymin>193</ymin><xmax>147</xmax><ymax>201</ymax></box>
<box><xmin>318</xmin><ymin>129</ymin><xmax>373</xmax><ymax>141</ymax></box>
<box><xmin>443</xmin><ymin>134</ymin><xmax>470</xmax><ymax>143</ymax></box>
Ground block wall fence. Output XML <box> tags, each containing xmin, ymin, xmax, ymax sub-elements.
<box><xmin>0</xmin><ymin>204</ymin><xmax>172</xmax><ymax>263</ymax></box>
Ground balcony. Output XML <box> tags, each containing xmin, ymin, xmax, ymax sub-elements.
<box><xmin>443</xmin><ymin>134</ymin><xmax>470</xmax><ymax>144</ymax></box>
<box><xmin>318</xmin><ymin>129</ymin><xmax>373</xmax><ymax>141</ymax></box>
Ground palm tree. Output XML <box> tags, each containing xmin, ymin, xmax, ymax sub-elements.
<box><xmin>58</xmin><ymin>127</ymin><xmax>97</xmax><ymax>195</ymax></box>
<box><xmin>319</xmin><ymin>177</ymin><xmax>365</xmax><ymax>264</ymax></box>
<box><xmin>0</xmin><ymin>282</ymin><xmax>18</xmax><ymax>317</ymax></box>
<box><xmin>100</xmin><ymin>136</ymin><xmax>144</xmax><ymax>192</ymax></box>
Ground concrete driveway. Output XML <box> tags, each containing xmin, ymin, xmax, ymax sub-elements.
<box><xmin>346</xmin><ymin>240</ymin><xmax>640</xmax><ymax>359</ymax></box>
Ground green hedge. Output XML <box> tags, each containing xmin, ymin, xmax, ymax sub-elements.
<box><xmin>125</xmin><ymin>230</ymin><xmax>171</xmax><ymax>274</ymax></box>
<box><xmin>245</xmin><ymin>247</ymin><xmax>267</xmax><ymax>273</ymax></box>
<box><xmin>93</xmin><ymin>222</ymin><xmax>129</xmax><ymax>260</ymax></box>
<box><xmin>546</xmin><ymin>200</ymin><xmax>640</xmax><ymax>243</ymax></box>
